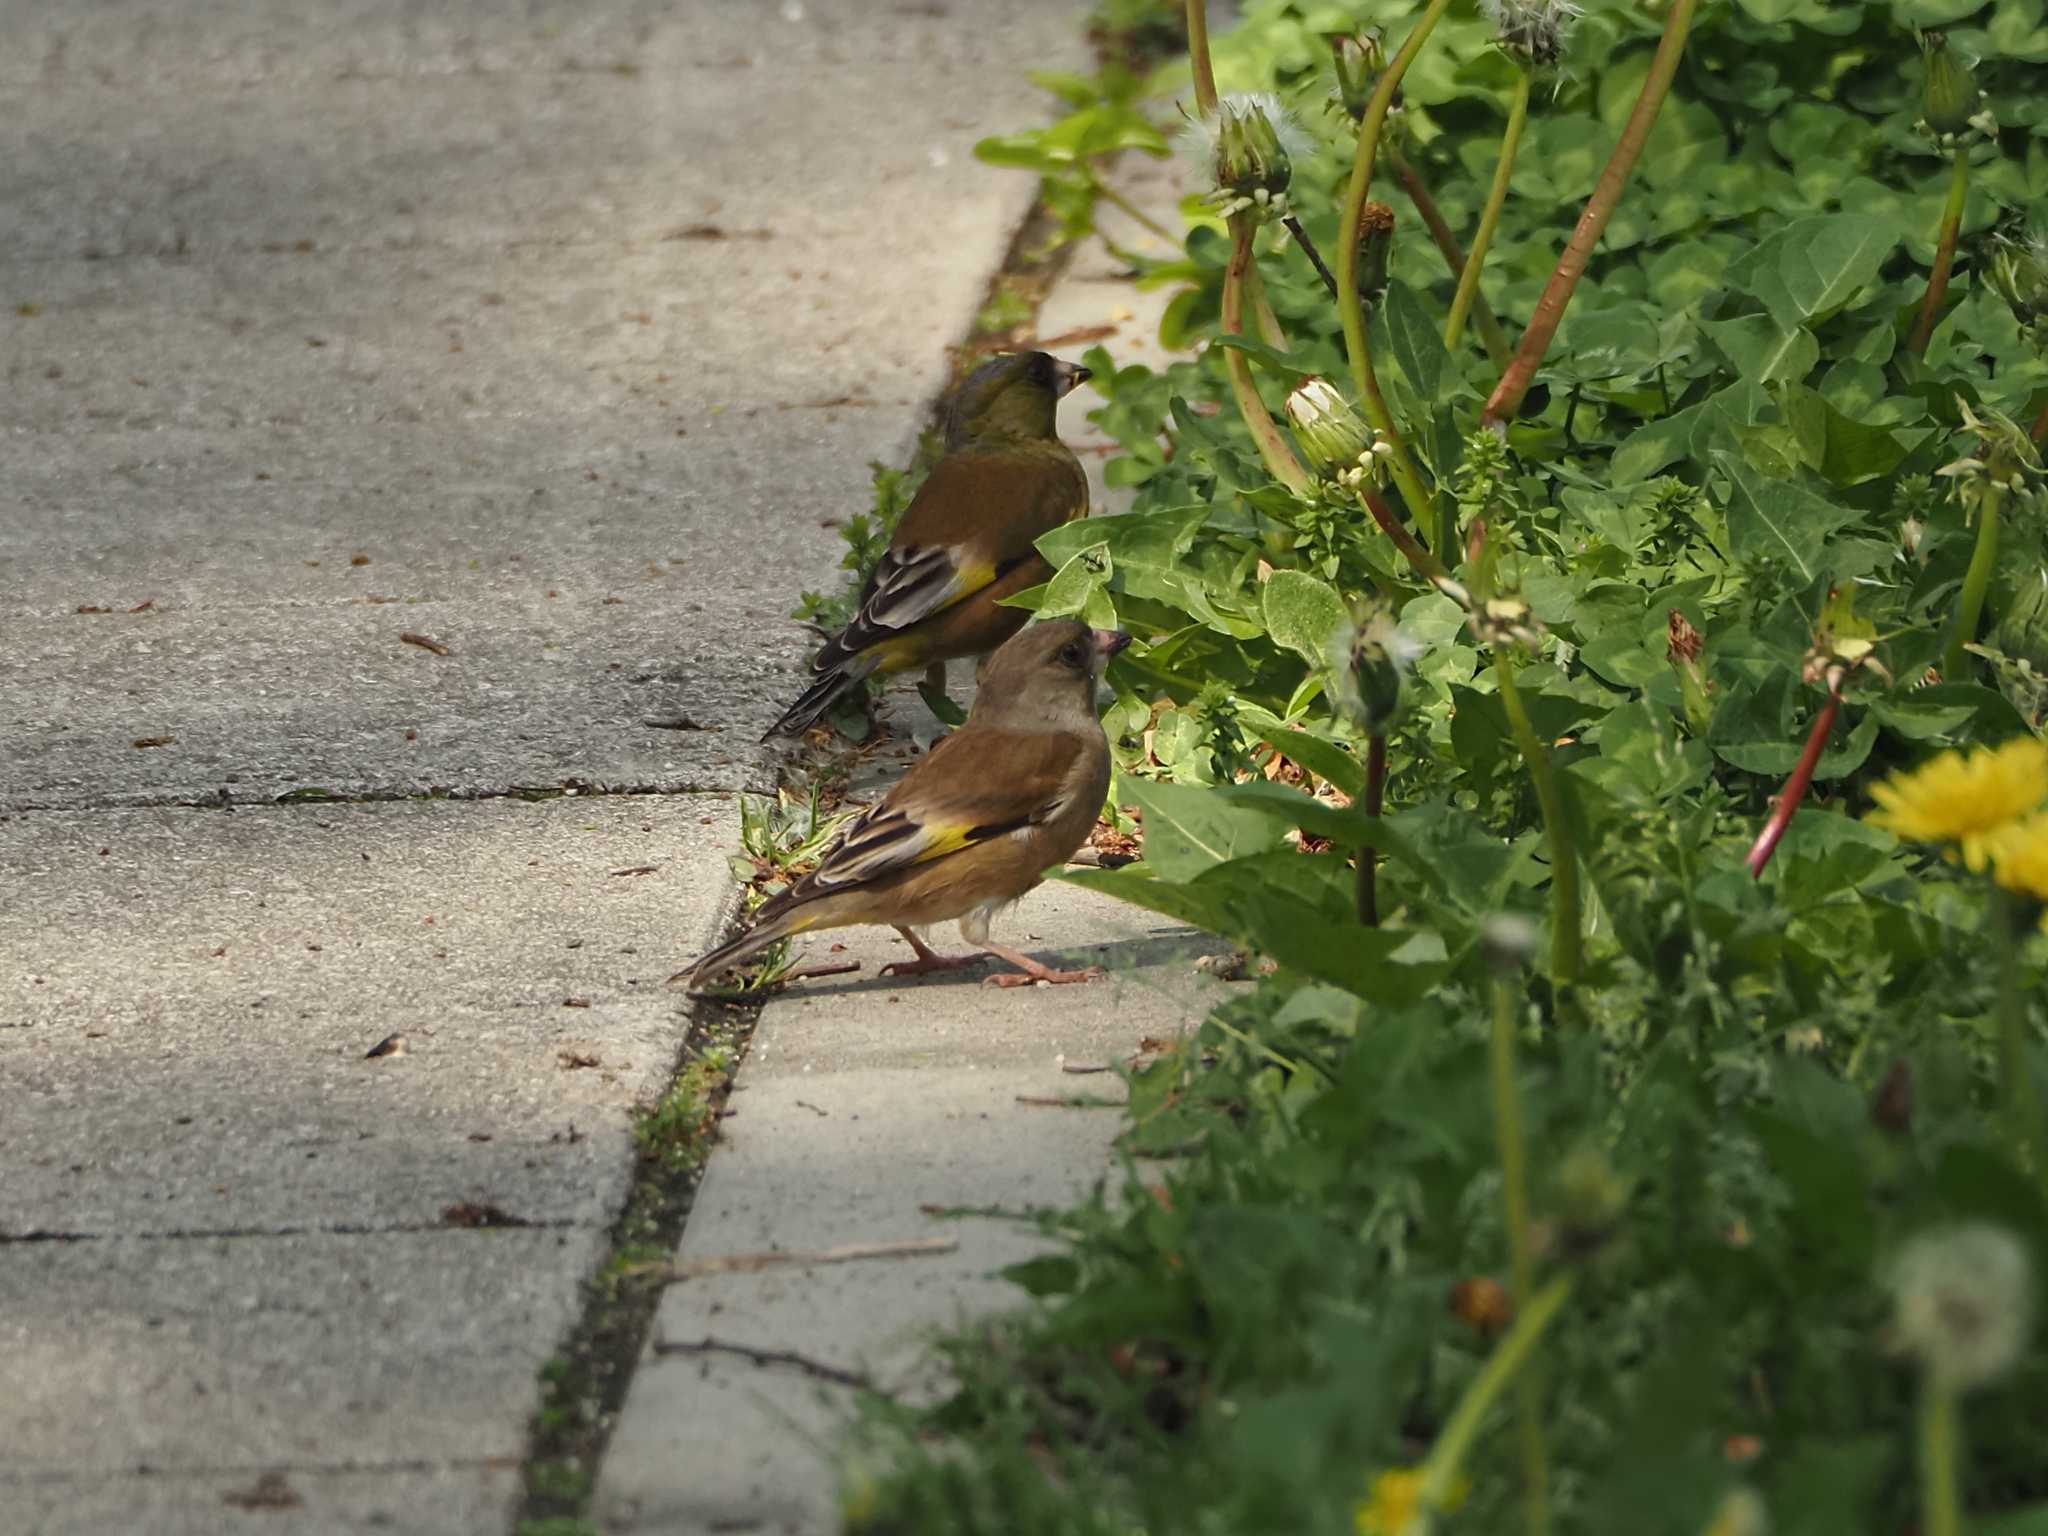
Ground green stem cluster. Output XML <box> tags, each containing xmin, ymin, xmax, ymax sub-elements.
<box><xmin>1490</xmin><ymin>976</ymin><xmax>1550</xmax><ymax>1536</ymax></box>
<box><xmin>1909</xmin><ymin>147</ymin><xmax>1971</xmax><ymax>358</ymax></box>
<box><xmin>1919</xmin><ymin>1382</ymin><xmax>1962</xmax><ymax>1536</ymax></box>
<box><xmin>1944</xmin><ymin>482</ymin><xmax>2005</xmax><ymax>679</ymax></box>
<box><xmin>1418</xmin><ymin>1274</ymin><xmax>1574</xmax><ymax>1521</ymax></box>
<box><xmin>1494</xmin><ymin>649</ymin><xmax>1582</xmax><ymax>985</ymax></box>
<box><xmin>1389</xmin><ymin>148</ymin><xmax>1512</xmax><ymax>369</ymax></box>
<box><xmin>1484</xmin><ymin>0</ymin><xmax>1702</xmax><ymax>424</ymax></box>
<box><xmin>1222</xmin><ymin>217</ymin><xmax>1313</xmax><ymax>496</ymax></box>
<box><xmin>1446</xmin><ymin>67</ymin><xmax>1532</xmax><ymax>353</ymax></box>
<box><xmin>1992</xmin><ymin>886</ymin><xmax>2045</xmax><ymax>1193</ymax></box>
<box><xmin>1333</xmin><ymin>0</ymin><xmax>1453</xmax><ymax>546</ymax></box>
<box><xmin>1357</xmin><ymin>733</ymin><xmax>1387</xmax><ymax>926</ymax></box>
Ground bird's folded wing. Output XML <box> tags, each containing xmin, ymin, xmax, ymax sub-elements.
<box><xmin>803</xmin><ymin>731</ymin><xmax>1086</xmax><ymax>893</ymax></box>
<box><xmin>848</xmin><ymin>450</ymin><xmax>1086</xmax><ymax>639</ymax></box>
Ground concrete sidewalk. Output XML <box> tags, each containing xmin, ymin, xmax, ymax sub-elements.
<box><xmin>593</xmin><ymin>154</ymin><xmax>1199</xmax><ymax>1534</ymax></box>
<box><xmin>2</xmin><ymin>3</ymin><xmax>1095</xmax><ymax>1532</ymax></box>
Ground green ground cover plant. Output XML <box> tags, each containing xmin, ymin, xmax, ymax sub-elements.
<box><xmin>825</xmin><ymin>0</ymin><xmax>2048</xmax><ymax>1529</ymax></box>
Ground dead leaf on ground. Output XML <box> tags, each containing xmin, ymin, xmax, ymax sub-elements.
<box><xmin>441</xmin><ymin>1201</ymin><xmax>529</xmax><ymax>1228</ymax></box>
<box><xmin>222</xmin><ymin>1471</ymin><xmax>302</xmax><ymax>1511</ymax></box>
<box><xmin>557</xmin><ymin>1049</ymin><xmax>601</xmax><ymax>1069</ymax></box>
<box><xmin>364</xmin><ymin>1033</ymin><xmax>409</xmax><ymax>1059</ymax></box>
<box><xmin>399</xmin><ymin>631</ymin><xmax>450</xmax><ymax>655</ymax></box>
<box><xmin>131</xmin><ymin>736</ymin><xmax>175</xmax><ymax>749</ymax></box>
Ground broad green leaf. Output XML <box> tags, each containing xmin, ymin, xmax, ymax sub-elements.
<box><xmin>1703</xmin><ymin>314</ymin><xmax>1818</xmax><ymax>384</ymax></box>
<box><xmin>1261</xmin><ymin>570</ymin><xmax>1346</xmax><ymax>666</ymax></box>
<box><xmin>1713</xmin><ymin>453</ymin><xmax>1865</xmax><ymax>580</ymax></box>
<box><xmin>1236</xmin><ymin>703</ymin><xmax>1370</xmax><ymax>797</ymax></box>
<box><xmin>1119</xmin><ymin>776</ymin><xmax>1291</xmax><ymax>880</ymax></box>
<box><xmin>1038</xmin><ymin>541</ymin><xmax>1112</xmax><ymax>619</ymax></box>
<box><xmin>1382</xmin><ymin>280</ymin><xmax>1447</xmax><ymax>408</ymax></box>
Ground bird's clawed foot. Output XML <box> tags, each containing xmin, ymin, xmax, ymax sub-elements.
<box><xmin>979</xmin><ymin>942</ymin><xmax>1104</xmax><ymax>987</ymax></box>
<box><xmin>879</xmin><ymin>928</ymin><xmax>984</xmax><ymax>979</ymax></box>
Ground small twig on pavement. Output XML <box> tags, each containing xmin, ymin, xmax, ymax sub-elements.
<box><xmin>651</xmin><ymin>1336</ymin><xmax>874</xmax><ymax>1390</ymax></box>
<box><xmin>633</xmin><ymin>1235</ymin><xmax>959</xmax><ymax>1283</ymax></box>
<box><xmin>1060</xmin><ymin>1061</ymin><xmax>1114</xmax><ymax>1075</ymax></box>
<box><xmin>1015</xmin><ymin>1093</ymin><xmax>1126</xmax><ymax>1109</ymax></box>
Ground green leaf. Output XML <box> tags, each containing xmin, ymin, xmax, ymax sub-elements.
<box><xmin>1381</xmin><ymin>280</ymin><xmax>1448</xmax><ymax>408</ymax></box>
<box><xmin>1119</xmin><ymin>776</ymin><xmax>1292</xmax><ymax>880</ymax></box>
<box><xmin>1038</xmin><ymin>540</ymin><xmax>1112</xmax><ymax>619</ymax></box>
<box><xmin>1713</xmin><ymin>453</ymin><xmax>1865</xmax><ymax>581</ymax></box>
<box><xmin>1703</xmin><ymin>314</ymin><xmax>1819</xmax><ymax>384</ymax></box>
<box><xmin>1261</xmin><ymin>571</ymin><xmax>1346</xmax><ymax>667</ymax></box>
<box><xmin>1236</xmin><ymin>705</ymin><xmax>1370</xmax><ymax>798</ymax></box>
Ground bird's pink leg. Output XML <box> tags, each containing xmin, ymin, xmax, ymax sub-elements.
<box><xmin>878</xmin><ymin>926</ymin><xmax>984</xmax><ymax>978</ymax></box>
<box><xmin>979</xmin><ymin>942</ymin><xmax>1104</xmax><ymax>988</ymax></box>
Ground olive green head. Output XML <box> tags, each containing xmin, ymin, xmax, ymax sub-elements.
<box><xmin>944</xmin><ymin>351</ymin><xmax>1091</xmax><ymax>446</ymax></box>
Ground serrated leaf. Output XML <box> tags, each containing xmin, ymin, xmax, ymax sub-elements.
<box><xmin>1714</xmin><ymin>453</ymin><xmax>1865</xmax><ymax>580</ymax></box>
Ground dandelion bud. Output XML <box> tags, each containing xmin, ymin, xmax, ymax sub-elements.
<box><xmin>1285</xmin><ymin>378</ymin><xmax>1372</xmax><ymax>479</ymax></box>
<box><xmin>1216</xmin><ymin>95</ymin><xmax>1291</xmax><ymax>202</ymax></box>
<box><xmin>1481</xmin><ymin>0</ymin><xmax>1582</xmax><ymax>68</ymax></box>
<box><xmin>1989</xmin><ymin>234</ymin><xmax>2048</xmax><ymax>347</ymax></box>
<box><xmin>1326</xmin><ymin>32</ymin><xmax>1383</xmax><ymax>122</ymax></box>
<box><xmin>1554</xmin><ymin>1145</ymin><xmax>1627</xmax><ymax>1256</ymax></box>
<box><xmin>1667</xmin><ymin>611</ymin><xmax>1714</xmax><ymax>732</ymax></box>
<box><xmin>1888</xmin><ymin>1223</ymin><xmax>2034</xmax><ymax>1391</ymax></box>
<box><xmin>1480</xmin><ymin>912</ymin><xmax>1539</xmax><ymax>974</ymax></box>
<box><xmin>1920</xmin><ymin>33</ymin><xmax>1982</xmax><ymax>139</ymax></box>
<box><xmin>1356</xmin><ymin>200</ymin><xmax>1396</xmax><ymax>303</ymax></box>
<box><xmin>1333</xmin><ymin>601</ymin><xmax>1420</xmax><ymax>735</ymax></box>
<box><xmin>1179</xmin><ymin>93</ymin><xmax>1309</xmax><ymax>220</ymax></box>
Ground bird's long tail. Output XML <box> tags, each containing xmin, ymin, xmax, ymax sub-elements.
<box><xmin>683</xmin><ymin>904</ymin><xmax>809</xmax><ymax>985</ymax></box>
<box><xmin>761</xmin><ymin>652</ymin><xmax>882</xmax><ymax>740</ymax></box>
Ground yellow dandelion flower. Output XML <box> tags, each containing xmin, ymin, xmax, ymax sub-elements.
<box><xmin>1356</xmin><ymin>1469</ymin><xmax>1424</xmax><ymax>1536</ymax></box>
<box><xmin>1354</xmin><ymin>1469</ymin><xmax>1467</xmax><ymax>1536</ymax></box>
<box><xmin>1866</xmin><ymin>736</ymin><xmax>2048</xmax><ymax>871</ymax></box>
<box><xmin>1991</xmin><ymin>810</ymin><xmax>2048</xmax><ymax>904</ymax></box>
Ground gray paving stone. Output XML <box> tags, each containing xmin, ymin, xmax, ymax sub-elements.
<box><xmin>18</xmin><ymin>1466</ymin><xmax>520</xmax><ymax>1536</ymax></box>
<box><xmin>0</xmin><ymin>1227</ymin><xmax>601</xmax><ymax>1475</ymax></box>
<box><xmin>2</xmin><ymin>0</ymin><xmax>1093</xmax><ymax>808</ymax></box>
<box><xmin>1</xmin><ymin>795</ymin><xmax>732</xmax><ymax>1234</ymax></box>
<box><xmin>597</xmin><ymin>883</ymin><xmax>1222</xmax><ymax>1534</ymax></box>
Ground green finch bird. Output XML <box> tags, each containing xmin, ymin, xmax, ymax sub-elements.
<box><xmin>694</xmin><ymin>619</ymin><xmax>1127</xmax><ymax>987</ymax></box>
<box><xmin>763</xmin><ymin>350</ymin><xmax>1092</xmax><ymax>739</ymax></box>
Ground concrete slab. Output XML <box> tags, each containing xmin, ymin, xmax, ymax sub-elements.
<box><xmin>0</xmin><ymin>794</ymin><xmax>731</xmax><ymax>1234</ymax></box>
<box><xmin>2</xmin><ymin>0</ymin><xmax>1095</xmax><ymax>808</ymax></box>
<box><xmin>19</xmin><ymin>1465</ymin><xmax>519</xmax><ymax>1536</ymax></box>
<box><xmin>0</xmin><ymin>1227</ymin><xmax>601</xmax><ymax>1474</ymax></box>
<box><xmin>596</xmin><ymin>882</ymin><xmax>1222</xmax><ymax>1535</ymax></box>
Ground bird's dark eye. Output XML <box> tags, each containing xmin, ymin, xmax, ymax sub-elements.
<box><xmin>1059</xmin><ymin>642</ymin><xmax>1084</xmax><ymax>668</ymax></box>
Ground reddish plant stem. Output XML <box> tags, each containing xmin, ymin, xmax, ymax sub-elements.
<box><xmin>1908</xmin><ymin>147</ymin><xmax>1971</xmax><ymax>358</ymax></box>
<box><xmin>1359</xmin><ymin>485</ymin><xmax>1449</xmax><ymax>583</ymax></box>
<box><xmin>1483</xmin><ymin>0</ymin><xmax>1702</xmax><ymax>425</ymax></box>
<box><xmin>1357</xmin><ymin>733</ymin><xmax>1388</xmax><ymax>926</ymax></box>
<box><xmin>1746</xmin><ymin>671</ymin><xmax>1845</xmax><ymax>880</ymax></box>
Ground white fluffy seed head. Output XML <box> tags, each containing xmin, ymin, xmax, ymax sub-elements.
<box><xmin>1888</xmin><ymin>1223</ymin><xmax>2035</xmax><ymax>1392</ymax></box>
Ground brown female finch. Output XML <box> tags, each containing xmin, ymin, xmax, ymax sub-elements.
<box><xmin>763</xmin><ymin>351</ymin><xmax>1091</xmax><ymax>738</ymax></box>
<box><xmin>693</xmin><ymin>620</ymin><xmax>1127</xmax><ymax>987</ymax></box>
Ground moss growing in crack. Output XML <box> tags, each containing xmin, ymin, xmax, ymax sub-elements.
<box><xmin>633</xmin><ymin>1046</ymin><xmax>736</xmax><ymax>1174</ymax></box>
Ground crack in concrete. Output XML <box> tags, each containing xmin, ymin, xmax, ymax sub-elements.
<box><xmin>0</xmin><ymin>779</ymin><xmax>770</xmax><ymax>815</ymax></box>
<box><xmin>0</xmin><ymin>1217</ymin><xmax>587</xmax><ymax>1244</ymax></box>
<box><xmin>0</xmin><ymin>1455</ymin><xmax>520</xmax><ymax>1486</ymax></box>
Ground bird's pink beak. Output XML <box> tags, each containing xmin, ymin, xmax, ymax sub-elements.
<box><xmin>1090</xmin><ymin>628</ymin><xmax>1131</xmax><ymax>663</ymax></box>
